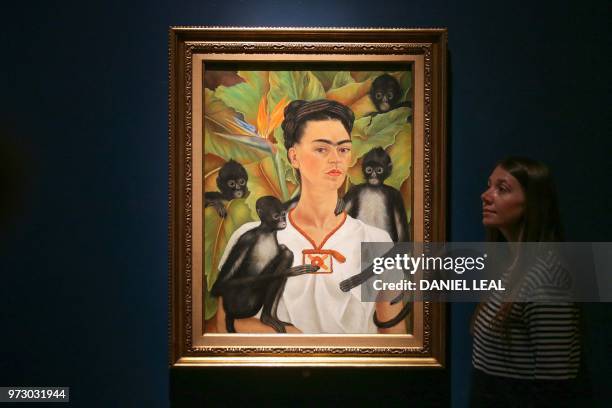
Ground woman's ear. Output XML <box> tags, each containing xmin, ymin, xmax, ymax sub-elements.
<box><xmin>288</xmin><ymin>147</ymin><xmax>299</xmax><ymax>169</ymax></box>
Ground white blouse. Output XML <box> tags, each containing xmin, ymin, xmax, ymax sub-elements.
<box><xmin>218</xmin><ymin>213</ymin><xmax>392</xmax><ymax>333</ymax></box>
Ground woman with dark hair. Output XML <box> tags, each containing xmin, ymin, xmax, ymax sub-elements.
<box><xmin>470</xmin><ymin>157</ymin><xmax>582</xmax><ymax>406</ymax></box>
<box><xmin>216</xmin><ymin>99</ymin><xmax>405</xmax><ymax>334</ymax></box>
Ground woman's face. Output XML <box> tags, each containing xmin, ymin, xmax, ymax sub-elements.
<box><xmin>481</xmin><ymin>165</ymin><xmax>526</xmax><ymax>233</ymax></box>
<box><xmin>288</xmin><ymin>119</ymin><xmax>352</xmax><ymax>192</ymax></box>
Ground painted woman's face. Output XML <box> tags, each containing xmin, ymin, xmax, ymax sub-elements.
<box><xmin>288</xmin><ymin>119</ymin><xmax>352</xmax><ymax>192</ymax></box>
<box><xmin>481</xmin><ymin>166</ymin><xmax>526</xmax><ymax>232</ymax></box>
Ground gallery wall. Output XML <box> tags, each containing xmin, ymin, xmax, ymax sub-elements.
<box><xmin>1</xmin><ymin>0</ymin><xmax>609</xmax><ymax>406</ymax></box>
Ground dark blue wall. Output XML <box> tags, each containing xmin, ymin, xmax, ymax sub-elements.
<box><xmin>1</xmin><ymin>1</ymin><xmax>609</xmax><ymax>406</ymax></box>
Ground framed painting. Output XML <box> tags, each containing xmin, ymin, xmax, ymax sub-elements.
<box><xmin>169</xmin><ymin>27</ymin><xmax>447</xmax><ymax>366</ymax></box>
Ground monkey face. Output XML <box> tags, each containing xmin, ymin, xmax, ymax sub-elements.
<box><xmin>226</xmin><ymin>177</ymin><xmax>248</xmax><ymax>199</ymax></box>
<box><xmin>217</xmin><ymin>160</ymin><xmax>249</xmax><ymax>201</ymax></box>
<box><xmin>362</xmin><ymin>147</ymin><xmax>392</xmax><ymax>186</ymax></box>
<box><xmin>256</xmin><ymin>196</ymin><xmax>287</xmax><ymax>230</ymax></box>
<box><xmin>272</xmin><ymin>210</ymin><xmax>288</xmax><ymax>230</ymax></box>
<box><xmin>374</xmin><ymin>89</ymin><xmax>395</xmax><ymax>112</ymax></box>
<box><xmin>364</xmin><ymin>164</ymin><xmax>386</xmax><ymax>185</ymax></box>
<box><xmin>370</xmin><ymin>74</ymin><xmax>401</xmax><ymax>113</ymax></box>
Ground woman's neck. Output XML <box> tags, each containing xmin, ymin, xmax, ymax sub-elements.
<box><xmin>500</xmin><ymin>225</ymin><xmax>523</xmax><ymax>270</ymax></box>
<box><xmin>500</xmin><ymin>223</ymin><xmax>523</xmax><ymax>243</ymax></box>
<box><xmin>292</xmin><ymin>184</ymin><xmax>340</xmax><ymax>230</ymax></box>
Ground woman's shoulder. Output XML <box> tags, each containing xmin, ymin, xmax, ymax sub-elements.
<box><xmin>521</xmin><ymin>250</ymin><xmax>573</xmax><ymax>301</ymax></box>
<box><xmin>344</xmin><ymin>215</ymin><xmax>393</xmax><ymax>242</ymax></box>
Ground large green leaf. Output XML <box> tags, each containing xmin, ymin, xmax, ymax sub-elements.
<box><xmin>214</xmin><ymin>71</ymin><xmax>269</xmax><ymax>126</ymax></box>
<box><xmin>331</xmin><ymin>71</ymin><xmax>354</xmax><ymax>89</ymax></box>
<box><xmin>349</xmin><ymin>94</ymin><xmax>377</xmax><ymax>119</ymax></box>
<box><xmin>268</xmin><ymin>71</ymin><xmax>326</xmax><ymax>108</ymax></box>
<box><xmin>311</xmin><ymin>71</ymin><xmax>337</xmax><ymax>91</ymax></box>
<box><xmin>351</xmin><ymin>71</ymin><xmax>386</xmax><ymax>82</ymax></box>
<box><xmin>346</xmin><ymin>157</ymin><xmax>366</xmax><ymax>186</ymax></box>
<box><xmin>386</xmin><ymin>123</ymin><xmax>412</xmax><ymax>189</ymax></box>
<box><xmin>273</xmin><ymin>126</ymin><xmax>299</xmax><ymax>187</ymax></box>
<box><xmin>204</xmin><ymin>89</ymin><xmax>269</xmax><ymax>164</ymax></box>
<box><xmin>326</xmin><ymin>77</ymin><xmax>374</xmax><ymax>114</ymax></box>
<box><xmin>349</xmin><ymin>107</ymin><xmax>411</xmax><ymax>169</ymax></box>
<box><xmin>204</xmin><ymin>153</ymin><xmax>225</xmax><ymax>176</ymax></box>
<box><xmin>242</xmin><ymin>155</ymin><xmax>286</xmax><ymax>220</ymax></box>
<box><xmin>390</xmin><ymin>70</ymin><xmax>412</xmax><ymax>101</ymax></box>
<box><xmin>203</xmin><ymin>199</ymin><xmax>254</xmax><ymax>320</ymax></box>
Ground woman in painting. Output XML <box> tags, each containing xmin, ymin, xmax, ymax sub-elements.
<box><xmin>215</xmin><ymin>99</ymin><xmax>406</xmax><ymax>334</ymax></box>
<box><xmin>470</xmin><ymin>157</ymin><xmax>584</xmax><ymax>406</ymax></box>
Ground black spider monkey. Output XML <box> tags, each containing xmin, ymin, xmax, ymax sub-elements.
<box><xmin>204</xmin><ymin>159</ymin><xmax>249</xmax><ymax>218</ymax></box>
<box><xmin>211</xmin><ymin>196</ymin><xmax>319</xmax><ymax>333</ymax></box>
<box><xmin>336</xmin><ymin>147</ymin><xmax>412</xmax><ymax>329</ymax></box>
<box><xmin>340</xmin><ymin>147</ymin><xmax>409</xmax><ymax>242</ymax></box>
<box><xmin>367</xmin><ymin>74</ymin><xmax>412</xmax><ymax>124</ymax></box>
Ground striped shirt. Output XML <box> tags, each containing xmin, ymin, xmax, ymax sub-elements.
<box><xmin>472</xmin><ymin>252</ymin><xmax>580</xmax><ymax>380</ymax></box>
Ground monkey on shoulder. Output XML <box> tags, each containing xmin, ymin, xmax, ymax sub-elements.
<box><xmin>211</xmin><ymin>196</ymin><xmax>319</xmax><ymax>333</ymax></box>
<box><xmin>341</xmin><ymin>147</ymin><xmax>410</xmax><ymax>243</ymax></box>
<box><xmin>337</xmin><ymin>147</ymin><xmax>412</xmax><ymax>330</ymax></box>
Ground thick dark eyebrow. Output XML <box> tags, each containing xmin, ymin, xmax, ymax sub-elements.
<box><xmin>312</xmin><ymin>139</ymin><xmax>352</xmax><ymax>146</ymax></box>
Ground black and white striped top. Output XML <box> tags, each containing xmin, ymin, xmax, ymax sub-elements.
<box><xmin>472</xmin><ymin>253</ymin><xmax>581</xmax><ymax>380</ymax></box>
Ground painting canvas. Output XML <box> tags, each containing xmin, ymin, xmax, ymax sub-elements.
<box><xmin>202</xmin><ymin>68</ymin><xmax>414</xmax><ymax>335</ymax></box>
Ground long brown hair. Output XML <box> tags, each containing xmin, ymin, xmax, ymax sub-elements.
<box><xmin>472</xmin><ymin>157</ymin><xmax>564</xmax><ymax>333</ymax></box>
<box><xmin>485</xmin><ymin>157</ymin><xmax>563</xmax><ymax>243</ymax></box>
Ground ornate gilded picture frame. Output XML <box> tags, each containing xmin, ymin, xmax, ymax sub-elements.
<box><xmin>169</xmin><ymin>27</ymin><xmax>447</xmax><ymax>367</ymax></box>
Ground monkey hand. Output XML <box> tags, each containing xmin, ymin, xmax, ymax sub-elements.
<box><xmin>287</xmin><ymin>264</ymin><xmax>319</xmax><ymax>277</ymax></box>
<box><xmin>213</xmin><ymin>203</ymin><xmax>227</xmax><ymax>218</ymax></box>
